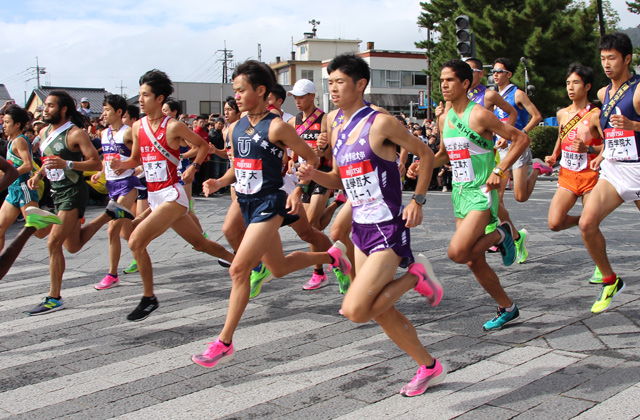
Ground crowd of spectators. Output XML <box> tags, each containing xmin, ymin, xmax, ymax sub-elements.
<box><xmin>396</xmin><ymin>113</ymin><xmax>451</xmax><ymax>192</ymax></box>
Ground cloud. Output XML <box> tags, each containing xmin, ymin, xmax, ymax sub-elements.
<box><xmin>1</xmin><ymin>0</ymin><xmax>424</xmax><ymax>103</ymax></box>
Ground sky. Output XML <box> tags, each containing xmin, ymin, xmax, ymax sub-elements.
<box><xmin>0</xmin><ymin>0</ymin><xmax>636</xmax><ymax>107</ymax></box>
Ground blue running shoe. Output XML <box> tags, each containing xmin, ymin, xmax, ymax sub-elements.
<box><xmin>28</xmin><ymin>296</ymin><xmax>65</xmax><ymax>316</ymax></box>
<box><xmin>496</xmin><ymin>222</ymin><xmax>517</xmax><ymax>266</ymax></box>
<box><xmin>483</xmin><ymin>305</ymin><xmax>520</xmax><ymax>331</ymax></box>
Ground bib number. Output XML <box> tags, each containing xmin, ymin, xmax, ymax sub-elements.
<box><xmin>43</xmin><ymin>157</ymin><xmax>65</xmax><ymax>182</ymax></box>
<box><xmin>447</xmin><ymin>149</ymin><xmax>475</xmax><ymax>183</ymax></box>
<box><xmin>339</xmin><ymin>160</ymin><xmax>382</xmax><ymax>207</ymax></box>
<box><xmin>234</xmin><ymin>158</ymin><xmax>263</xmax><ymax>194</ymax></box>
<box><xmin>604</xmin><ymin>128</ymin><xmax>638</xmax><ymax>161</ymax></box>
<box><xmin>143</xmin><ymin>157</ymin><xmax>168</xmax><ymax>183</ymax></box>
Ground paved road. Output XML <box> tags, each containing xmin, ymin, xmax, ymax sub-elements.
<box><xmin>0</xmin><ymin>180</ymin><xmax>639</xmax><ymax>419</ymax></box>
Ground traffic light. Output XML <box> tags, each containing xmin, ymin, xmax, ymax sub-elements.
<box><xmin>455</xmin><ymin>15</ymin><xmax>472</xmax><ymax>58</ymax></box>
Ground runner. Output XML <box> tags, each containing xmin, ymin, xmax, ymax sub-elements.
<box><xmin>287</xmin><ymin>79</ymin><xmax>335</xmax><ymax>290</ymax></box>
<box><xmin>298</xmin><ymin>53</ymin><xmax>446</xmax><ymax>396</ymax></box>
<box><xmin>26</xmin><ymin>90</ymin><xmax>135</xmax><ymax>315</ymax></box>
<box><xmin>411</xmin><ymin>59</ymin><xmax>530</xmax><ymax>330</ymax></box>
<box><xmin>110</xmin><ymin>69</ymin><xmax>235</xmax><ymax>321</ymax></box>
<box><xmin>465</xmin><ymin>58</ymin><xmax>517</xmax><ymax>122</ymax></box>
<box><xmin>0</xmin><ymin>153</ymin><xmax>62</xmax><ymax>280</ymax></box>
<box><xmin>91</xmin><ymin>94</ymin><xmax>144</xmax><ymax>290</ymax></box>
<box><xmin>579</xmin><ymin>32</ymin><xmax>640</xmax><ymax>313</ymax></box>
<box><xmin>545</xmin><ymin>64</ymin><xmax>602</xmax><ymax>240</ymax></box>
<box><xmin>121</xmin><ymin>104</ymin><xmax>145</xmax><ymax>275</ymax></box>
<box><xmin>0</xmin><ymin>105</ymin><xmax>47</xmax><ymax>250</ymax></box>
<box><xmin>191</xmin><ymin>60</ymin><xmax>351</xmax><ymax>369</ymax></box>
<box><xmin>491</xmin><ymin>57</ymin><xmax>544</xmax><ymax>263</ymax></box>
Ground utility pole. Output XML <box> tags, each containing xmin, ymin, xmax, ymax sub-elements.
<box><xmin>257</xmin><ymin>43</ymin><xmax>262</xmax><ymax>62</ymax></box>
<box><xmin>426</xmin><ymin>29</ymin><xmax>432</xmax><ymax>121</ymax></box>
<box><xmin>116</xmin><ymin>80</ymin><xmax>127</xmax><ymax>97</ymax></box>
<box><xmin>217</xmin><ymin>41</ymin><xmax>234</xmax><ymax>83</ymax></box>
<box><xmin>35</xmin><ymin>57</ymin><xmax>46</xmax><ymax>89</ymax></box>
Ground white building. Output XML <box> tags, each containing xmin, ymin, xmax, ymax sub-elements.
<box><xmin>269</xmin><ymin>34</ymin><xmax>361</xmax><ymax>109</ymax></box>
<box><xmin>321</xmin><ymin>44</ymin><xmax>429</xmax><ymax>116</ymax></box>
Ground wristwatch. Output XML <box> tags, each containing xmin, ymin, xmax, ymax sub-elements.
<box><xmin>66</xmin><ymin>160</ymin><xmax>75</xmax><ymax>170</ymax></box>
<box><xmin>587</xmin><ymin>145</ymin><xmax>596</xmax><ymax>154</ymax></box>
<box><xmin>190</xmin><ymin>162</ymin><xmax>201</xmax><ymax>172</ymax></box>
<box><xmin>493</xmin><ymin>167</ymin><xmax>506</xmax><ymax>179</ymax></box>
<box><xmin>411</xmin><ymin>194</ymin><xmax>426</xmax><ymax>205</ymax></box>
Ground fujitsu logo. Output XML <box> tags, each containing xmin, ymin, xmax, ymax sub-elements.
<box><xmin>236</xmin><ymin>160</ymin><xmax>252</xmax><ymax>169</ymax></box>
<box><xmin>345</xmin><ymin>165</ymin><xmax>362</xmax><ymax>177</ymax></box>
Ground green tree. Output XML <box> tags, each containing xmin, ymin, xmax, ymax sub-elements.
<box><xmin>417</xmin><ymin>0</ymin><xmax>601</xmax><ymax>116</ymax></box>
<box><xmin>628</xmin><ymin>1</ymin><xmax>640</xmax><ymax>14</ymax></box>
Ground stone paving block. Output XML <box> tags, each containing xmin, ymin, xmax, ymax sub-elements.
<box><xmin>488</xmin><ymin>345</ymin><xmax>551</xmax><ymax>366</ymax></box>
<box><xmin>9</xmin><ymin>400</ymin><xmax>87</xmax><ymax>420</ymax></box>
<box><xmin>59</xmin><ymin>393</ymin><xmax>162</xmax><ymax>420</ymax></box>
<box><xmin>583</xmin><ymin>311</ymin><xmax>640</xmax><ymax>334</ymax></box>
<box><xmin>218</xmin><ymin>401</ymin><xmax>293</xmax><ymax>419</ymax></box>
<box><xmin>572</xmin><ymin>383</ymin><xmax>640</xmax><ymax>420</ymax></box>
<box><xmin>598</xmin><ymin>332</ymin><xmax>640</xmax><ymax>349</ymax></box>
<box><xmin>510</xmin><ymin>395</ymin><xmax>595</xmax><ymax>420</ymax></box>
<box><xmin>286</xmin><ymin>395</ymin><xmax>370</xmax><ymax>420</ymax></box>
<box><xmin>563</xmin><ymin>361</ymin><xmax>640</xmax><ymax>403</ymax></box>
<box><xmin>452</xmin><ymin>404</ymin><xmax>519</xmax><ymax>420</ymax></box>
<box><xmin>545</xmin><ymin>323</ymin><xmax>606</xmax><ymax>352</ymax></box>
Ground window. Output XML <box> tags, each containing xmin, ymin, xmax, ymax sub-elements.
<box><xmin>301</xmin><ymin>69</ymin><xmax>314</xmax><ymax>82</ymax></box>
<box><xmin>372</xmin><ymin>70</ymin><xmax>385</xmax><ymax>87</ymax></box>
<box><xmin>414</xmin><ymin>72</ymin><xmax>427</xmax><ymax>87</ymax></box>
<box><xmin>278</xmin><ymin>69</ymin><xmax>290</xmax><ymax>85</ymax></box>
<box><xmin>200</xmin><ymin>101</ymin><xmax>220</xmax><ymax>115</ymax></box>
<box><xmin>179</xmin><ymin>100</ymin><xmax>187</xmax><ymax>115</ymax></box>
<box><xmin>385</xmin><ymin>70</ymin><xmax>400</xmax><ymax>88</ymax></box>
<box><xmin>372</xmin><ymin>69</ymin><xmax>428</xmax><ymax>88</ymax></box>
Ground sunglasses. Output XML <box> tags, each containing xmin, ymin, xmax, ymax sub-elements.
<box><xmin>471</xmin><ymin>68</ymin><xmax>483</xmax><ymax>73</ymax></box>
<box><xmin>491</xmin><ymin>69</ymin><xmax>510</xmax><ymax>74</ymax></box>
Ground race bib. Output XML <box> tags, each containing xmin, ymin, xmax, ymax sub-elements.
<box><xmin>104</xmin><ymin>153</ymin><xmax>119</xmax><ymax>178</ymax></box>
<box><xmin>603</xmin><ymin>128</ymin><xmax>638</xmax><ymax>161</ymax></box>
<box><xmin>339</xmin><ymin>160</ymin><xmax>383</xmax><ymax>207</ymax></box>
<box><xmin>234</xmin><ymin>158</ymin><xmax>263</xmax><ymax>194</ymax></box>
<box><xmin>142</xmin><ymin>157</ymin><xmax>168</xmax><ymax>183</ymax></box>
<box><xmin>43</xmin><ymin>157</ymin><xmax>65</xmax><ymax>182</ymax></box>
<box><xmin>448</xmin><ymin>149</ymin><xmax>475</xmax><ymax>183</ymax></box>
<box><xmin>560</xmin><ymin>130</ymin><xmax>588</xmax><ymax>171</ymax></box>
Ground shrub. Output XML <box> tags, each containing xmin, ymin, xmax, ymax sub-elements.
<box><xmin>528</xmin><ymin>126</ymin><xmax>558</xmax><ymax>160</ymax></box>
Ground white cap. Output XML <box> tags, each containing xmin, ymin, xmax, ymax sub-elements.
<box><xmin>287</xmin><ymin>79</ymin><xmax>315</xmax><ymax>96</ymax></box>
<box><xmin>80</xmin><ymin>97</ymin><xmax>90</xmax><ymax>103</ymax></box>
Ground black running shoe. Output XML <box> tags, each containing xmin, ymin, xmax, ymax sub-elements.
<box><xmin>127</xmin><ymin>296</ymin><xmax>159</xmax><ymax>321</ymax></box>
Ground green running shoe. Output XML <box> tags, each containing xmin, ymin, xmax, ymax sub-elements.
<box><xmin>591</xmin><ymin>276</ymin><xmax>625</xmax><ymax>314</ymax></box>
<box><xmin>589</xmin><ymin>266</ymin><xmax>603</xmax><ymax>284</ymax></box>
<box><xmin>333</xmin><ymin>267</ymin><xmax>351</xmax><ymax>294</ymax></box>
<box><xmin>515</xmin><ymin>228</ymin><xmax>528</xmax><ymax>264</ymax></box>
<box><xmin>123</xmin><ymin>260</ymin><xmax>138</xmax><ymax>274</ymax></box>
<box><xmin>24</xmin><ymin>207</ymin><xmax>62</xmax><ymax>230</ymax></box>
<box><xmin>249</xmin><ymin>263</ymin><xmax>273</xmax><ymax>298</ymax></box>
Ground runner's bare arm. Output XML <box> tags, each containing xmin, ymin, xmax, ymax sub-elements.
<box><xmin>609</xmin><ymin>86</ymin><xmax>640</xmax><ymax>132</ymax></box>
<box><xmin>170</xmin><ymin>119</ymin><xmax>209</xmax><ymax>184</ymax></box>
<box><xmin>478</xmin><ymin>108</ymin><xmax>530</xmax><ymax>190</ymax></box>
<box><xmin>111</xmin><ymin>121</ymin><xmax>142</xmax><ymax>170</ymax></box>
<box><xmin>0</xmin><ymin>157</ymin><xmax>19</xmax><ymax>190</ymax></box>
<box><xmin>515</xmin><ymin>90</ymin><xmax>542</xmax><ymax>132</ymax></box>
<box><xmin>271</xmin><ymin>118</ymin><xmax>318</xmax><ymax>168</ymax></box>
<box><xmin>45</xmin><ymin>127</ymin><xmax>101</xmax><ymax>172</ymax></box>
<box><xmin>14</xmin><ymin>136</ymin><xmax>34</xmax><ymax>175</ymax></box>
<box><xmin>377</xmin><ymin>114</ymin><xmax>434</xmax><ymax>227</ymax></box>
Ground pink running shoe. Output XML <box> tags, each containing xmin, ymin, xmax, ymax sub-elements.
<box><xmin>192</xmin><ymin>338</ymin><xmax>235</xmax><ymax>368</ymax></box>
<box><xmin>400</xmin><ymin>359</ymin><xmax>447</xmax><ymax>397</ymax></box>
<box><xmin>94</xmin><ymin>274</ymin><xmax>119</xmax><ymax>290</ymax></box>
<box><xmin>533</xmin><ymin>162</ymin><xmax>553</xmax><ymax>176</ymax></box>
<box><xmin>327</xmin><ymin>241</ymin><xmax>351</xmax><ymax>275</ymax></box>
<box><xmin>408</xmin><ymin>254</ymin><xmax>443</xmax><ymax>307</ymax></box>
<box><xmin>335</xmin><ymin>192</ymin><xmax>347</xmax><ymax>204</ymax></box>
<box><xmin>303</xmin><ymin>272</ymin><xmax>329</xmax><ymax>290</ymax></box>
